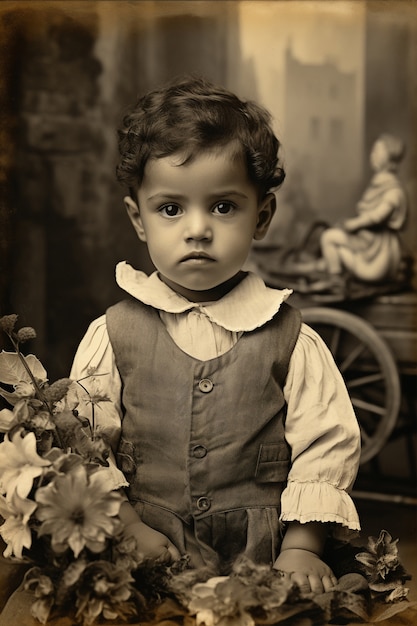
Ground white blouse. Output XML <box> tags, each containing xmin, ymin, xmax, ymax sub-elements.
<box><xmin>70</xmin><ymin>262</ymin><xmax>361</xmax><ymax>538</ymax></box>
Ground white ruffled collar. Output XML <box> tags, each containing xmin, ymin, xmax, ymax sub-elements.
<box><xmin>115</xmin><ymin>261</ymin><xmax>292</xmax><ymax>332</ymax></box>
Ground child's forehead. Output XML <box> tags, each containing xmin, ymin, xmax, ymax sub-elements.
<box><xmin>144</xmin><ymin>141</ymin><xmax>244</xmax><ymax>173</ymax></box>
<box><xmin>139</xmin><ymin>144</ymin><xmax>254</xmax><ymax>196</ymax></box>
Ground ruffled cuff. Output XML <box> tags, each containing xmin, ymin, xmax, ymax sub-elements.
<box><xmin>105</xmin><ymin>455</ymin><xmax>129</xmax><ymax>491</ymax></box>
<box><xmin>280</xmin><ymin>480</ymin><xmax>361</xmax><ymax>541</ymax></box>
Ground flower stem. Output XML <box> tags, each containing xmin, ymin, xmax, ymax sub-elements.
<box><xmin>6</xmin><ymin>331</ymin><xmax>65</xmax><ymax>449</ymax></box>
<box><xmin>75</xmin><ymin>381</ymin><xmax>95</xmax><ymax>439</ymax></box>
<box><xmin>8</xmin><ymin>333</ymin><xmax>52</xmax><ymax>414</ymax></box>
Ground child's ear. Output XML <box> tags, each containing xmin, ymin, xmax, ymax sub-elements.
<box><xmin>124</xmin><ymin>196</ymin><xmax>147</xmax><ymax>242</ymax></box>
<box><xmin>253</xmin><ymin>193</ymin><xmax>276</xmax><ymax>240</ymax></box>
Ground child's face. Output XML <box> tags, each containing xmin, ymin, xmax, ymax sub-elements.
<box><xmin>125</xmin><ymin>145</ymin><xmax>275</xmax><ymax>301</ymax></box>
<box><xmin>370</xmin><ymin>140</ymin><xmax>390</xmax><ymax>171</ymax></box>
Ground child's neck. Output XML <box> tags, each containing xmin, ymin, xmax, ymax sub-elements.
<box><xmin>160</xmin><ymin>271</ymin><xmax>247</xmax><ymax>303</ymax></box>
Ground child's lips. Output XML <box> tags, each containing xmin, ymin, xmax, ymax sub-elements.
<box><xmin>180</xmin><ymin>252</ymin><xmax>216</xmax><ymax>263</ymax></box>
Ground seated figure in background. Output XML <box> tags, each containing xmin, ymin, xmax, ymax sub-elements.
<box><xmin>311</xmin><ymin>134</ymin><xmax>408</xmax><ymax>294</ymax></box>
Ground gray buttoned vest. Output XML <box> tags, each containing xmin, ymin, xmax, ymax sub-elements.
<box><xmin>107</xmin><ymin>297</ymin><xmax>301</xmax><ymax>567</ymax></box>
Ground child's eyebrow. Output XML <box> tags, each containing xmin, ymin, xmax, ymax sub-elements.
<box><xmin>210</xmin><ymin>190</ymin><xmax>250</xmax><ymax>200</ymax></box>
<box><xmin>147</xmin><ymin>190</ymin><xmax>250</xmax><ymax>202</ymax></box>
<box><xmin>146</xmin><ymin>192</ymin><xmax>186</xmax><ymax>202</ymax></box>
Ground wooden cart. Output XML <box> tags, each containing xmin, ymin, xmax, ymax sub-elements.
<box><xmin>292</xmin><ymin>290</ymin><xmax>416</xmax><ymax>465</ymax></box>
<box><xmin>262</xmin><ymin>262</ymin><xmax>417</xmax><ymax>496</ymax></box>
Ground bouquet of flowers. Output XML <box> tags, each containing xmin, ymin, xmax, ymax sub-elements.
<box><xmin>0</xmin><ymin>314</ymin><xmax>152</xmax><ymax>625</ymax></box>
<box><xmin>0</xmin><ymin>313</ymin><xmax>415</xmax><ymax>626</ymax></box>
<box><xmin>166</xmin><ymin>537</ymin><xmax>416</xmax><ymax>626</ymax></box>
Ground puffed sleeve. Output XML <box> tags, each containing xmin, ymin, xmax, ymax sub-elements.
<box><xmin>280</xmin><ymin>323</ymin><xmax>361</xmax><ymax>539</ymax></box>
<box><xmin>70</xmin><ymin>315</ymin><xmax>129</xmax><ymax>490</ymax></box>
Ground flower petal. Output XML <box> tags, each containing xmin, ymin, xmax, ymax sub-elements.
<box><xmin>0</xmin><ymin>492</ymin><xmax>37</xmax><ymax>558</ymax></box>
<box><xmin>0</xmin><ymin>432</ymin><xmax>51</xmax><ymax>498</ymax></box>
<box><xmin>0</xmin><ymin>408</ymin><xmax>15</xmax><ymax>432</ymax></box>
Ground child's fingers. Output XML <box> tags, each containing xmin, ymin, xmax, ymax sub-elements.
<box><xmin>306</xmin><ymin>574</ymin><xmax>326</xmax><ymax>595</ymax></box>
<box><xmin>167</xmin><ymin>543</ymin><xmax>181</xmax><ymax>561</ymax></box>
<box><xmin>321</xmin><ymin>574</ymin><xmax>337</xmax><ymax>592</ymax></box>
<box><xmin>289</xmin><ymin>572</ymin><xmax>312</xmax><ymax>596</ymax></box>
<box><xmin>290</xmin><ymin>572</ymin><xmax>337</xmax><ymax>595</ymax></box>
<box><xmin>154</xmin><ymin>548</ymin><xmax>173</xmax><ymax>564</ymax></box>
<box><xmin>155</xmin><ymin>542</ymin><xmax>181</xmax><ymax>564</ymax></box>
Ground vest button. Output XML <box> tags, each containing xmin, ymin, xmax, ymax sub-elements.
<box><xmin>192</xmin><ymin>445</ymin><xmax>207</xmax><ymax>458</ymax></box>
<box><xmin>196</xmin><ymin>496</ymin><xmax>211</xmax><ymax>512</ymax></box>
<box><xmin>198</xmin><ymin>378</ymin><xmax>213</xmax><ymax>393</ymax></box>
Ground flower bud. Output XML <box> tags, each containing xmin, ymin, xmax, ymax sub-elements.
<box><xmin>45</xmin><ymin>378</ymin><xmax>72</xmax><ymax>404</ymax></box>
<box><xmin>16</xmin><ymin>327</ymin><xmax>37</xmax><ymax>343</ymax></box>
<box><xmin>0</xmin><ymin>314</ymin><xmax>18</xmax><ymax>334</ymax></box>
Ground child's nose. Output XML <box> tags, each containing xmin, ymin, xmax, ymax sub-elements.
<box><xmin>184</xmin><ymin>211</ymin><xmax>212</xmax><ymax>241</ymax></box>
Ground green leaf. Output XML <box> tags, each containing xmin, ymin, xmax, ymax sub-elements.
<box><xmin>314</xmin><ymin>589</ymin><xmax>369</xmax><ymax>623</ymax></box>
<box><xmin>356</xmin><ymin>552</ymin><xmax>377</xmax><ymax>570</ymax></box>
<box><xmin>370</xmin><ymin>599</ymin><xmax>417</xmax><ymax>623</ymax></box>
<box><xmin>0</xmin><ymin>351</ymin><xmax>47</xmax><ymax>385</ymax></box>
<box><xmin>30</xmin><ymin>596</ymin><xmax>54</xmax><ymax>625</ymax></box>
<box><xmin>370</xmin><ymin>579</ymin><xmax>406</xmax><ymax>592</ymax></box>
<box><xmin>0</xmin><ymin>386</ymin><xmax>19</xmax><ymax>404</ymax></box>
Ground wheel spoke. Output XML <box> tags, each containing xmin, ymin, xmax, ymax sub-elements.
<box><xmin>351</xmin><ymin>396</ymin><xmax>386</xmax><ymax>416</ymax></box>
<box><xmin>339</xmin><ymin>342</ymin><xmax>367</xmax><ymax>374</ymax></box>
<box><xmin>303</xmin><ymin>307</ymin><xmax>401</xmax><ymax>465</ymax></box>
<box><xmin>329</xmin><ymin>326</ymin><xmax>341</xmax><ymax>355</ymax></box>
<box><xmin>347</xmin><ymin>373</ymin><xmax>385</xmax><ymax>389</ymax></box>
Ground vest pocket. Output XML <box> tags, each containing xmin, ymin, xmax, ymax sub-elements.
<box><xmin>255</xmin><ymin>443</ymin><xmax>290</xmax><ymax>482</ymax></box>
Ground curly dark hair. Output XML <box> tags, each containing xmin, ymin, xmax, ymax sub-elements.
<box><xmin>116</xmin><ymin>76</ymin><xmax>285</xmax><ymax>198</ymax></box>
<box><xmin>377</xmin><ymin>133</ymin><xmax>406</xmax><ymax>167</ymax></box>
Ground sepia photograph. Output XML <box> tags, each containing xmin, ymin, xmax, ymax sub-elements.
<box><xmin>0</xmin><ymin>1</ymin><xmax>416</xmax><ymax>624</ymax></box>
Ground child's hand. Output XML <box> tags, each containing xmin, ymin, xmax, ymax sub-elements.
<box><xmin>273</xmin><ymin>548</ymin><xmax>337</xmax><ymax>595</ymax></box>
<box><xmin>342</xmin><ymin>218</ymin><xmax>360</xmax><ymax>232</ymax></box>
<box><xmin>124</xmin><ymin>520</ymin><xmax>181</xmax><ymax>564</ymax></box>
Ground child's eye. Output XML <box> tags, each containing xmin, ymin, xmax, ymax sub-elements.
<box><xmin>212</xmin><ymin>202</ymin><xmax>235</xmax><ymax>215</ymax></box>
<box><xmin>159</xmin><ymin>204</ymin><xmax>182</xmax><ymax>218</ymax></box>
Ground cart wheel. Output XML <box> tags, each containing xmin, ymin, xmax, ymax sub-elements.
<box><xmin>301</xmin><ymin>307</ymin><xmax>401</xmax><ymax>464</ymax></box>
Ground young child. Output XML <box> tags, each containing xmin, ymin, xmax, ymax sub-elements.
<box><xmin>308</xmin><ymin>134</ymin><xmax>408</xmax><ymax>293</ymax></box>
<box><xmin>70</xmin><ymin>76</ymin><xmax>361</xmax><ymax>595</ymax></box>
